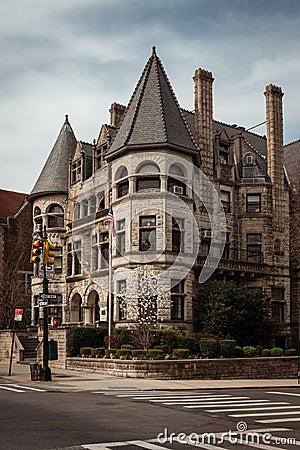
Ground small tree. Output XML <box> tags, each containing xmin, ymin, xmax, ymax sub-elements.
<box><xmin>119</xmin><ymin>266</ymin><xmax>168</xmax><ymax>350</ymax></box>
<box><xmin>193</xmin><ymin>280</ymin><xmax>272</xmax><ymax>347</ymax></box>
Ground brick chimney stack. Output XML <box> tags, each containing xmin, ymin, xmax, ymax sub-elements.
<box><xmin>109</xmin><ymin>102</ymin><xmax>126</xmax><ymax>129</ymax></box>
<box><xmin>193</xmin><ymin>68</ymin><xmax>214</xmax><ymax>178</ymax></box>
<box><xmin>264</xmin><ymin>84</ymin><xmax>284</xmax><ymax>186</ymax></box>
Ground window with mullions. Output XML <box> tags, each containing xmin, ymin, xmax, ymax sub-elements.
<box><xmin>167</xmin><ymin>178</ymin><xmax>186</xmax><ymax>196</ymax></box>
<box><xmin>67</xmin><ymin>243</ymin><xmax>72</xmax><ymax>276</ymax></box>
<box><xmin>247</xmin><ymin>234</ymin><xmax>262</xmax><ymax>262</ymax></box>
<box><xmin>117</xmin><ymin>180</ymin><xmax>129</xmax><ymax>198</ymax></box>
<box><xmin>219</xmin><ymin>144</ymin><xmax>229</xmax><ymax>165</ymax></box>
<box><xmin>117</xmin><ymin>280</ymin><xmax>127</xmax><ymax>321</ymax></box>
<box><xmin>220</xmin><ymin>190</ymin><xmax>230</xmax><ymax>212</ymax></box>
<box><xmin>139</xmin><ymin>216</ymin><xmax>156</xmax><ymax>251</ymax></box>
<box><xmin>136</xmin><ymin>177</ymin><xmax>160</xmax><ymax>192</ymax></box>
<box><xmin>91</xmin><ymin>234</ymin><xmax>99</xmax><ymax>271</ymax></box>
<box><xmin>74</xmin><ymin>241</ymin><xmax>81</xmax><ymax>275</ymax></box>
<box><xmin>171</xmin><ymin>280</ymin><xmax>185</xmax><ymax>320</ymax></box>
<box><xmin>54</xmin><ymin>246</ymin><xmax>63</xmax><ymax>274</ymax></box>
<box><xmin>71</xmin><ymin>159</ymin><xmax>81</xmax><ymax>184</ymax></box>
<box><xmin>221</xmin><ymin>232</ymin><xmax>231</xmax><ymax>259</ymax></box>
<box><xmin>172</xmin><ymin>218</ymin><xmax>184</xmax><ymax>253</ymax></box>
<box><xmin>246</xmin><ymin>194</ymin><xmax>261</xmax><ymax>213</ymax></box>
<box><xmin>48</xmin><ymin>204</ymin><xmax>64</xmax><ymax>228</ymax></box>
<box><xmin>99</xmin><ymin>232</ymin><xmax>109</xmax><ymax>268</ymax></box>
<box><xmin>116</xmin><ymin>219</ymin><xmax>126</xmax><ymax>256</ymax></box>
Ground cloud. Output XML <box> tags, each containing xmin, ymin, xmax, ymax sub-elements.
<box><xmin>0</xmin><ymin>0</ymin><xmax>300</xmax><ymax>192</ymax></box>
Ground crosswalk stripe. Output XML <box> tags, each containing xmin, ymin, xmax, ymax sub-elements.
<box><xmin>128</xmin><ymin>440</ymin><xmax>169</xmax><ymax>449</ymax></box>
<box><xmin>230</xmin><ymin>410</ymin><xmax>300</xmax><ymax>417</ymax></box>
<box><xmin>157</xmin><ymin>396</ymin><xmax>249</xmax><ymax>404</ymax></box>
<box><xmin>0</xmin><ymin>385</ymin><xmax>24</xmax><ymax>392</ymax></box>
<box><xmin>6</xmin><ymin>384</ymin><xmax>46</xmax><ymax>392</ymax></box>
<box><xmin>185</xmin><ymin>401</ymin><xmax>273</xmax><ymax>408</ymax></box>
<box><xmin>150</xmin><ymin>396</ymin><xmax>249</xmax><ymax>403</ymax></box>
<box><xmin>267</xmin><ymin>391</ymin><xmax>300</xmax><ymax>397</ymax></box>
<box><xmin>207</xmin><ymin>403</ymin><xmax>293</xmax><ymax>412</ymax></box>
<box><xmin>133</xmin><ymin>394</ymin><xmax>232</xmax><ymax>400</ymax></box>
<box><xmin>256</xmin><ymin>417</ymin><xmax>300</xmax><ymax>423</ymax></box>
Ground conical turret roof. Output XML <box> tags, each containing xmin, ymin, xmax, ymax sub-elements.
<box><xmin>28</xmin><ymin>115</ymin><xmax>77</xmax><ymax>201</ymax></box>
<box><xmin>106</xmin><ymin>47</ymin><xmax>199</xmax><ymax>159</ymax></box>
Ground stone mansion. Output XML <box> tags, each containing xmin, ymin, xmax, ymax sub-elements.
<box><xmin>28</xmin><ymin>47</ymin><xmax>300</xmax><ymax>348</ymax></box>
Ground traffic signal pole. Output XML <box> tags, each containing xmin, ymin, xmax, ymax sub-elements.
<box><xmin>41</xmin><ymin>226</ymin><xmax>51</xmax><ymax>381</ymax></box>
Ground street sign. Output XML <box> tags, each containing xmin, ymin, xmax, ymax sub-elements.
<box><xmin>39</xmin><ymin>294</ymin><xmax>58</xmax><ymax>300</ymax></box>
<box><xmin>39</xmin><ymin>300</ymin><xmax>48</xmax><ymax>307</ymax></box>
<box><xmin>14</xmin><ymin>308</ymin><xmax>23</xmax><ymax>322</ymax></box>
<box><xmin>38</xmin><ymin>263</ymin><xmax>54</xmax><ymax>279</ymax></box>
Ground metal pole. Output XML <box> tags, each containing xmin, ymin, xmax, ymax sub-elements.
<box><xmin>42</xmin><ymin>226</ymin><xmax>51</xmax><ymax>381</ymax></box>
<box><xmin>108</xmin><ymin>214</ymin><xmax>113</xmax><ymax>350</ymax></box>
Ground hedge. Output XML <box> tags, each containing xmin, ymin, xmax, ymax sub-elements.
<box><xmin>173</xmin><ymin>348</ymin><xmax>190</xmax><ymax>359</ymax></box>
<box><xmin>200</xmin><ymin>338</ymin><xmax>220</xmax><ymax>358</ymax></box>
<box><xmin>220</xmin><ymin>339</ymin><xmax>236</xmax><ymax>358</ymax></box>
<box><xmin>67</xmin><ymin>327</ymin><xmax>107</xmax><ymax>356</ymax></box>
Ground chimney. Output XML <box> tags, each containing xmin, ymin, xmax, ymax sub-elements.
<box><xmin>264</xmin><ymin>84</ymin><xmax>284</xmax><ymax>186</ymax></box>
<box><xmin>109</xmin><ymin>102</ymin><xmax>126</xmax><ymax>128</ymax></box>
<box><xmin>193</xmin><ymin>68</ymin><xmax>214</xmax><ymax>178</ymax></box>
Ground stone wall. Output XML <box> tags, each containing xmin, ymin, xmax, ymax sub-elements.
<box><xmin>0</xmin><ymin>330</ymin><xmax>24</xmax><ymax>362</ymax></box>
<box><xmin>66</xmin><ymin>356</ymin><xmax>297</xmax><ymax>380</ymax></box>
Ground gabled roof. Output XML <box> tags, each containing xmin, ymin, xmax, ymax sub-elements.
<box><xmin>106</xmin><ymin>47</ymin><xmax>199</xmax><ymax>159</ymax></box>
<box><xmin>29</xmin><ymin>115</ymin><xmax>77</xmax><ymax>201</ymax></box>
<box><xmin>284</xmin><ymin>139</ymin><xmax>300</xmax><ymax>187</ymax></box>
<box><xmin>0</xmin><ymin>189</ymin><xmax>27</xmax><ymax>222</ymax></box>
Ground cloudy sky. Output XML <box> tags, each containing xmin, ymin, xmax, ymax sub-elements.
<box><xmin>1</xmin><ymin>0</ymin><xmax>300</xmax><ymax>193</ymax></box>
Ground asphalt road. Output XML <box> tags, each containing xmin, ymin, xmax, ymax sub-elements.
<box><xmin>0</xmin><ymin>386</ymin><xmax>299</xmax><ymax>449</ymax></box>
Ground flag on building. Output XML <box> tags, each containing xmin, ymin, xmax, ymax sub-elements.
<box><xmin>107</xmin><ymin>205</ymin><xmax>116</xmax><ymax>236</ymax></box>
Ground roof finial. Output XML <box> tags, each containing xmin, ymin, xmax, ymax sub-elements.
<box><xmin>152</xmin><ymin>45</ymin><xmax>157</xmax><ymax>57</ymax></box>
<box><xmin>65</xmin><ymin>114</ymin><xmax>69</xmax><ymax>123</ymax></box>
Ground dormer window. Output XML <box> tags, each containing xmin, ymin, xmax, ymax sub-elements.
<box><xmin>95</xmin><ymin>144</ymin><xmax>107</xmax><ymax>170</ymax></box>
<box><xmin>71</xmin><ymin>159</ymin><xmax>81</xmax><ymax>184</ymax></box>
<box><xmin>219</xmin><ymin>144</ymin><xmax>229</xmax><ymax>165</ymax></box>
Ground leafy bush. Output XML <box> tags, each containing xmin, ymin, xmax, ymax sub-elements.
<box><xmin>270</xmin><ymin>347</ymin><xmax>284</xmax><ymax>357</ymax></box>
<box><xmin>147</xmin><ymin>349</ymin><xmax>164</xmax><ymax>360</ymax></box>
<box><xmin>152</xmin><ymin>329</ymin><xmax>178</xmax><ymax>353</ymax></box>
<box><xmin>172</xmin><ymin>349</ymin><xmax>190</xmax><ymax>359</ymax></box>
<box><xmin>220</xmin><ymin>339</ymin><xmax>236</xmax><ymax>358</ymax></box>
<box><xmin>262</xmin><ymin>348</ymin><xmax>271</xmax><ymax>357</ymax></box>
<box><xmin>285</xmin><ymin>348</ymin><xmax>297</xmax><ymax>356</ymax></box>
<box><xmin>121</xmin><ymin>344</ymin><xmax>135</xmax><ymax>350</ymax></box>
<box><xmin>67</xmin><ymin>327</ymin><xmax>107</xmax><ymax>356</ymax></box>
<box><xmin>177</xmin><ymin>337</ymin><xmax>200</xmax><ymax>355</ymax></box>
<box><xmin>132</xmin><ymin>349</ymin><xmax>147</xmax><ymax>359</ymax></box>
<box><xmin>91</xmin><ymin>347</ymin><xmax>106</xmax><ymax>358</ymax></box>
<box><xmin>234</xmin><ymin>346</ymin><xmax>244</xmax><ymax>357</ymax></box>
<box><xmin>200</xmin><ymin>338</ymin><xmax>220</xmax><ymax>358</ymax></box>
<box><xmin>242</xmin><ymin>346</ymin><xmax>256</xmax><ymax>357</ymax></box>
<box><xmin>116</xmin><ymin>349</ymin><xmax>132</xmax><ymax>359</ymax></box>
<box><xmin>80</xmin><ymin>347</ymin><xmax>93</xmax><ymax>357</ymax></box>
<box><xmin>105</xmin><ymin>348</ymin><xmax>118</xmax><ymax>358</ymax></box>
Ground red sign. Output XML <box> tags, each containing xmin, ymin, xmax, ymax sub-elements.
<box><xmin>14</xmin><ymin>308</ymin><xmax>23</xmax><ymax>322</ymax></box>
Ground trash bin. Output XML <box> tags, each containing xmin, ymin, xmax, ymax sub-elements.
<box><xmin>30</xmin><ymin>363</ymin><xmax>42</xmax><ymax>381</ymax></box>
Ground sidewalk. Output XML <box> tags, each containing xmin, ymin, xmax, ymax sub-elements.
<box><xmin>0</xmin><ymin>362</ymin><xmax>299</xmax><ymax>391</ymax></box>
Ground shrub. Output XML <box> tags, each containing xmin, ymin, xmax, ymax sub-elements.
<box><xmin>132</xmin><ymin>349</ymin><xmax>147</xmax><ymax>359</ymax></box>
<box><xmin>234</xmin><ymin>346</ymin><xmax>244</xmax><ymax>357</ymax></box>
<box><xmin>242</xmin><ymin>346</ymin><xmax>256</xmax><ymax>357</ymax></box>
<box><xmin>200</xmin><ymin>338</ymin><xmax>220</xmax><ymax>358</ymax></box>
<box><xmin>285</xmin><ymin>348</ymin><xmax>297</xmax><ymax>356</ymax></box>
<box><xmin>105</xmin><ymin>348</ymin><xmax>118</xmax><ymax>358</ymax></box>
<box><xmin>270</xmin><ymin>347</ymin><xmax>284</xmax><ymax>357</ymax></box>
<box><xmin>173</xmin><ymin>349</ymin><xmax>190</xmax><ymax>359</ymax></box>
<box><xmin>116</xmin><ymin>349</ymin><xmax>132</xmax><ymax>359</ymax></box>
<box><xmin>262</xmin><ymin>348</ymin><xmax>271</xmax><ymax>357</ymax></box>
<box><xmin>220</xmin><ymin>339</ymin><xmax>236</xmax><ymax>358</ymax></box>
<box><xmin>91</xmin><ymin>347</ymin><xmax>106</xmax><ymax>358</ymax></box>
<box><xmin>67</xmin><ymin>327</ymin><xmax>108</xmax><ymax>356</ymax></box>
<box><xmin>147</xmin><ymin>349</ymin><xmax>164</xmax><ymax>360</ymax></box>
<box><xmin>121</xmin><ymin>344</ymin><xmax>135</xmax><ymax>350</ymax></box>
<box><xmin>177</xmin><ymin>337</ymin><xmax>200</xmax><ymax>355</ymax></box>
<box><xmin>152</xmin><ymin>330</ymin><xmax>178</xmax><ymax>353</ymax></box>
<box><xmin>80</xmin><ymin>347</ymin><xmax>93</xmax><ymax>357</ymax></box>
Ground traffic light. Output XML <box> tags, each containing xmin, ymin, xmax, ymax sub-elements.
<box><xmin>30</xmin><ymin>239</ymin><xmax>43</xmax><ymax>263</ymax></box>
<box><xmin>43</xmin><ymin>240</ymin><xmax>57</xmax><ymax>265</ymax></box>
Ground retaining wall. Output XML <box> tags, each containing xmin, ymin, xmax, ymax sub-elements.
<box><xmin>66</xmin><ymin>356</ymin><xmax>298</xmax><ymax>379</ymax></box>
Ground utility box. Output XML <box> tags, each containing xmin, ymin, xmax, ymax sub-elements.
<box><xmin>48</xmin><ymin>339</ymin><xmax>58</xmax><ymax>360</ymax></box>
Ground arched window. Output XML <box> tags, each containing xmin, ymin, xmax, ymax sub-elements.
<box><xmin>33</xmin><ymin>206</ymin><xmax>43</xmax><ymax>228</ymax></box>
<box><xmin>48</xmin><ymin>204</ymin><xmax>64</xmax><ymax>228</ymax></box>
<box><xmin>137</xmin><ymin>162</ymin><xmax>160</xmax><ymax>174</ymax></box>
<box><xmin>169</xmin><ymin>164</ymin><xmax>185</xmax><ymax>177</ymax></box>
<box><xmin>115</xmin><ymin>166</ymin><xmax>128</xmax><ymax>180</ymax></box>
<box><xmin>70</xmin><ymin>293</ymin><xmax>82</xmax><ymax>322</ymax></box>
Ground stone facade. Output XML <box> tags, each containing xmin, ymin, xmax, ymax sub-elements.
<box><xmin>27</xmin><ymin>48</ymin><xmax>296</xmax><ymax>348</ymax></box>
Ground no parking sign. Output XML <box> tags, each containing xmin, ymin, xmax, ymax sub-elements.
<box><xmin>14</xmin><ymin>308</ymin><xmax>23</xmax><ymax>322</ymax></box>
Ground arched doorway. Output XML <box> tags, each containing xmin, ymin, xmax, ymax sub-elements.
<box><xmin>70</xmin><ymin>293</ymin><xmax>83</xmax><ymax>322</ymax></box>
<box><xmin>86</xmin><ymin>290</ymin><xmax>100</xmax><ymax>324</ymax></box>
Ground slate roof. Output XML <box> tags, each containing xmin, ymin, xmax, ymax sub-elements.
<box><xmin>106</xmin><ymin>47</ymin><xmax>199</xmax><ymax>159</ymax></box>
<box><xmin>0</xmin><ymin>189</ymin><xmax>27</xmax><ymax>222</ymax></box>
<box><xmin>284</xmin><ymin>139</ymin><xmax>300</xmax><ymax>186</ymax></box>
<box><xmin>29</xmin><ymin>115</ymin><xmax>77</xmax><ymax>200</ymax></box>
